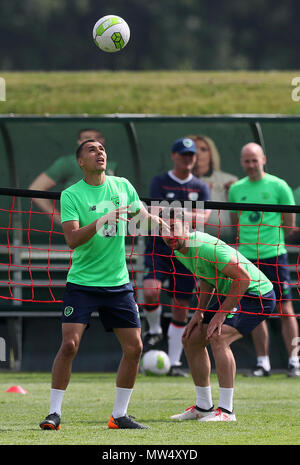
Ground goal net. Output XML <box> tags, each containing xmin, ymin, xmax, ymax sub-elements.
<box><xmin>0</xmin><ymin>188</ymin><xmax>300</xmax><ymax>319</ymax></box>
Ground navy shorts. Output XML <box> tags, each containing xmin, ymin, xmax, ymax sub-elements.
<box><xmin>144</xmin><ymin>252</ymin><xmax>196</xmax><ymax>301</ymax></box>
<box><xmin>251</xmin><ymin>253</ymin><xmax>292</xmax><ymax>301</ymax></box>
<box><xmin>203</xmin><ymin>289</ymin><xmax>276</xmax><ymax>336</ymax></box>
<box><xmin>62</xmin><ymin>282</ymin><xmax>141</xmax><ymax>332</ymax></box>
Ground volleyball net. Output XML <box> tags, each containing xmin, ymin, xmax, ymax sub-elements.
<box><xmin>1</xmin><ymin>187</ymin><xmax>300</xmax><ymax>318</ymax></box>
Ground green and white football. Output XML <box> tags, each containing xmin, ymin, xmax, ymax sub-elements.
<box><xmin>93</xmin><ymin>15</ymin><xmax>130</xmax><ymax>53</ymax></box>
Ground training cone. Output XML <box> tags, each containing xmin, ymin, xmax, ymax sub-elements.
<box><xmin>5</xmin><ymin>385</ymin><xmax>28</xmax><ymax>394</ymax></box>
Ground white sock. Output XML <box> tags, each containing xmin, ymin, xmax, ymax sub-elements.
<box><xmin>50</xmin><ymin>388</ymin><xmax>65</xmax><ymax>416</ymax></box>
<box><xmin>257</xmin><ymin>355</ymin><xmax>271</xmax><ymax>371</ymax></box>
<box><xmin>289</xmin><ymin>356</ymin><xmax>300</xmax><ymax>368</ymax></box>
<box><xmin>112</xmin><ymin>387</ymin><xmax>133</xmax><ymax>419</ymax></box>
<box><xmin>195</xmin><ymin>385</ymin><xmax>213</xmax><ymax>410</ymax></box>
<box><xmin>144</xmin><ymin>305</ymin><xmax>162</xmax><ymax>334</ymax></box>
<box><xmin>219</xmin><ymin>387</ymin><xmax>234</xmax><ymax>413</ymax></box>
<box><xmin>167</xmin><ymin>322</ymin><xmax>185</xmax><ymax>366</ymax></box>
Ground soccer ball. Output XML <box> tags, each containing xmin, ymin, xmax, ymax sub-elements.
<box><xmin>93</xmin><ymin>15</ymin><xmax>130</xmax><ymax>53</ymax></box>
<box><xmin>140</xmin><ymin>350</ymin><xmax>171</xmax><ymax>376</ymax></box>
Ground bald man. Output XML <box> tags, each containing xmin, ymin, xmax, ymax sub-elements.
<box><xmin>228</xmin><ymin>143</ymin><xmax>300</xmax><ymax>377</ymax></box>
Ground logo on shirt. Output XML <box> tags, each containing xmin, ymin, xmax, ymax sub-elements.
<box><xmin>260</xmin><ymin>192</ymin><xmax>271</xmax><ymax>201</ymax></box>
<box><xmin>111</xmin><ymin>195</ymin><xmax>120</xmax><ymax>207</ymax></box>
<box><xmin>166</xmin><ymin>192</ymin><xmax>175</xmax><ymax>199</ymax></box>
<box><xmin>89</xmin><ymin>205</ymin><xmax>97</xmax><ymax>211</ymax></box>
<box><xmin>248</xmin><ymin>211</ymin><xmax>261</xmax><ymax>223</ymax></box>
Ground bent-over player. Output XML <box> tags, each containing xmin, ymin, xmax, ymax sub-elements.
<box><xmin>160</xmin><ymin>211</ymin><xmax>275</xmax><ymax>421</ymax></box>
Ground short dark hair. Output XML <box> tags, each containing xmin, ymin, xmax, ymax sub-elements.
<box><xmin>76</xmin><ymin>139</ymin><xmax>99</xmax><ymax>159</ymax></box>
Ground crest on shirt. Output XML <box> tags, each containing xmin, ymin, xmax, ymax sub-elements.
<box><xmin>166</xmin><ymin>192</ymin><xmax>175</xmax><ymax>199</ymax></box>
<box><xmin>248</xmin><ymin>211</ymin><xmax>261</xmax><ymax>223</ymax></box>
<box><xmin>89</xmin><ymin>205</ymin><xmax>97</xmax><ymax>211</ymax></box>
<box><xmin>111</xmin><ymin>195</ymin><xmax>120</xmax><ymax>207</ymax></box>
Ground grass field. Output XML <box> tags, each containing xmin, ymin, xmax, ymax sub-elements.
<box><xmin>1</xmin><ymin>70</ymin><xmax>300</xmax><ymax>115</ymax></box>
<box><xmin>0</xmin><ymin>371</ymin><xmax>299</xmax><ymax>446</ymax></box>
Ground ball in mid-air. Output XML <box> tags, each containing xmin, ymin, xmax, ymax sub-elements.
<box><xmin>140</xmin><ymin>350</ymin><xmax>171</xmax><ymax>376</ymax></box>
<box><xmin>93</xmin><ymin>15</ymin><xmax>130</xmax><ymax>53</ymax></box>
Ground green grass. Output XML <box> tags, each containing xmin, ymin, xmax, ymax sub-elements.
<box><xmin>0</xmin><ymin>371</ymin><xmax>299</xmax><ymax>445</ymax></box>
<box><xmin>1</xmin><ymin>70</ymin><xmax>300</xmax><ymax>115</ymax></box>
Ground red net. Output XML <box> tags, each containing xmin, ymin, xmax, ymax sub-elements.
<box><xmin>0</xmin><ymin>195</ymin><xmax>70</xmax><ymax>303</ymax></box>
<box><xmin>0</xmin><ymin>193</ymin><xmax>300</xmax><ymax>319</ymax></box>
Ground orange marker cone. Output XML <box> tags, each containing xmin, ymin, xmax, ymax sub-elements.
<box><xmin>5</xmin><ymin>385</ymin><xmax>28</xmax><ymax>394</ymax></box>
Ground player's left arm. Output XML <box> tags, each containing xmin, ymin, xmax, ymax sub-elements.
<box><xmin>206</xmin><ymin>257</ymin><xmax>251</xmax><ymax>339</ymax></box>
